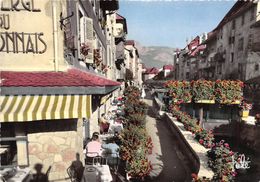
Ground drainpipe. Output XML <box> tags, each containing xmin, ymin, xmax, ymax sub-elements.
<box><xmin>52</xmin><ymin>0</ymin><xmax>59</xmax><ymax>72</ymax></box>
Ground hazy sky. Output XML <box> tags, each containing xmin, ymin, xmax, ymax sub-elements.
<box><xmin>119</xmin><ymin>1</ymin><xmax>235</xmax><ymax>48</ymax></box>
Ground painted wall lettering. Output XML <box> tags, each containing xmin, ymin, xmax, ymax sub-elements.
<box><xmin>0</xmin><ymin>1</ymin><xmax>49</xmax><ymax>54</ymax></box>
<box><xmin>1</xmin><ymin>0</ymin><xmax>41</xmax><ymax>12</ymax></box>
<box><xmin>0</xmin><ymin>32</ymin><xmax>47</xmax><ymax>54</ymax></box>
<box><xmin>0</xmin><ymin>14</ymin><xmax>10</xmax><ymax>30</ymax></box>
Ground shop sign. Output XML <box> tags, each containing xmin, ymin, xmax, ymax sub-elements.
<box><xmin>0</xmin><ymin>0</ymin><xmax>47</xmax><ymax>54</ymax></box>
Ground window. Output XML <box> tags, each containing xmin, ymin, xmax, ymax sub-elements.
<box><xmin>1</xmin><ymin>124</ymin><xmax>29</xmax><ymax>168</ymax></box>
<box><xmin>228</xmin><ymin>36</ymin><xmax>235</xmax><ymax>45</ymax></box>
<box><xmin>232</xmin><ymin>20</ymin><xmax>236</xmax><ymax>29</ymax></box>
<box><xmin>231</xmin><ymin>53</ymin><xmax>234</xmax><ymax>63</ymax></box>
<box><xmin>186</xmin><ymin>72</ymin><xmax>190</xmax><ymax>79</ymax></box>
<box><xmin>251</xmin><ymin>8</ymin><xmax>254</xmax><ymax>21</ymax></box>
<box><xmin>231</xmin><ymin>36</ymin><xmax>235</xmax><ymax>44</ymax></box>
<box><xmin>187</xmin><ymin>61</ymin><xmax>190</xmax><ymax>66</ymax></box>
<box><xmin>241</xmin><ymin>14</ymin><xmax>245</xmax><ymax>25</ymax></box>
<box><xmin>217</xmin><ymin>64</ymin><xmax>222</xmax><ymax>74</ymax></box>
<box><xmin>248</xmin><ymin>34</ymin><xmax>253</xmax><ymax>49</ymax></box>
<box><xmin>238</xmin><ymin>63</ymin><xmax>242</xmax><ymax>72</ymax></box>
<box><xmin>238</xmin><ymin>38</ymin><xmax>244</xmax><ymax>51</ymax></box>
<box><xmin>255</xmin><ymin>64</ymin><xmax>259</xmax><ymax>71</ymax></box>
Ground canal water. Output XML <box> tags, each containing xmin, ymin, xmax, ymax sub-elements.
<box><xmin>156</xmin><ymin>91</ymin><xmax>260</xmax><ymax>181</ymax></box>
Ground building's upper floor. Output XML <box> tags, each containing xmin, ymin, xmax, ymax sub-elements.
<box><xmin>0</xmin><ymin>0</ymin><xmax>119</xmax><ymax>74</ymax></box>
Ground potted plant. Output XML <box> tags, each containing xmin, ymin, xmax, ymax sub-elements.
<box><xmin>94</xmin><ymin>49</ymin><xmax>102</xmax><ymax>67</ymax></box>
<box><xmin>80</xmin><ymin>43</ymin><xmax>90</xmax><ymax>57</ymax></box>
<box><xmin>239</xmin><ymin>101</ymin><xmax>252</xmax><ymax>118</ymax></box>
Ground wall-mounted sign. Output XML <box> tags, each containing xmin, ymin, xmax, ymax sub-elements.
<box><xmin>1</xmin><ymin>0</ymin><xmax>41</xmax><ymax>12</ymax></box>
<box><xmin>0</xmin><ymin>0</ymin><xmax>47</xmax><ymax>54</ymax></box>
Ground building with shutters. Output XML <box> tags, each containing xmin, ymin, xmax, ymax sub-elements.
<box><xmin>175</xmin><ymin>1</ymin><xmax>260</xmax><ymax>83</ymax></box>
<box><xmin>124</xmin><ymin>40</ymin><xmax>143</xmax><ymax>87</ymax></box>
<box><xmin>0</xmin><ymin>0</ymin><xmax>122</xmax><ymax>180</ymax></box>
<box><xmin>174</xmin><ymin>1</ymin><xmax>260</xmax><ymax>114</ymax></box>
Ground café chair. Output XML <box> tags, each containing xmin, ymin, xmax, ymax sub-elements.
<box><xmin>67</xmin><ymin>166</ymin><xmax>77</xmax><ymax>182</ymax></box>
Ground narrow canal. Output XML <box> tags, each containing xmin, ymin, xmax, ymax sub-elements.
<box><xmin>144</xmin><ymin>91</ymin><xmax>192</xmax><ymax>182</ymax></box>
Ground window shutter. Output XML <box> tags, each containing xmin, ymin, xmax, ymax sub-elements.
<box><xmin>79</xmin><ymin>17</ymin><xmax>94</xmax><ymax>63</ymax></box>
<box><xmin>85</xmin><ymin>17</ymin><xmax>94</xmax><ymax>63</ymax></box>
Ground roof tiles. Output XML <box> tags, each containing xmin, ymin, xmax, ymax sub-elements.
<box><xmin>1</xmin><ymin>69</ymin><xmax>120</xmax><ymax>87</ymax></box>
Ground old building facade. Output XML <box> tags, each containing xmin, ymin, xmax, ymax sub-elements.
<box><xmin>175</xmin><ymin>1</ymin><xmax>260</xmax><ymax>82</ymax></box>
<box><xmin>0</xmin><ymin>0</ymin><xmax>126</xmax><ymax>180</ymax></box>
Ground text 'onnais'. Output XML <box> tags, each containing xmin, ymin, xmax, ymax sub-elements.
<box><xmin>0</xmin><ymin>32</ymin><xmax>47</xmax><ymax>54</ymax></box>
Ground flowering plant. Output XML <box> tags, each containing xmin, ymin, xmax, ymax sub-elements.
<box><xmin>191</xmin><ymin>80</ymin><xmax>215</xmax><ymax>101</ymax></box>
<box><xmin>191</xmin><ymin>173</ymin><xmax>211</xmax><ymax>182</ymax></box>
<box><xmin>165</xmin><ymin>80</ymin><xmax>244</xmax><ymax>105</ymax></box>
<box><xmin>207</xmin><ymin>140</ymin><xmax>237</xmax><ymax>181</ymax></box>
<box><xmin>120</xmin><ymin>125</ymin><xmax>153</xmax><ymax>178</ymax></box>
<box><xmin>214</xmin><ymin>80</ymin><xmax>244</xmax><ymax>104</ymax></box>
<box><xmin>165</xmin><ymin>80</ymin><xmax>192</xmax><ymax>103</ymax></box>
<box><xmin>80</xmin><ymin>43</ymin><xmax>90</xmax><ymax>56</ymax></box>
<box><xmin>120</xmin><ymin>86</ymin><xmax>153</xmax><ymax>179</ymax></box>
<box><xmin>239</xmin><ymin>101</ymin><xmax>252</xmax><ymax>111</ymax></box>
<box><xmin>94</xmin><ymin>49</ymin><xmax>102</xmax><ymax>66</ymax></box>
<box><xmin>124</xmin><ymin>86</ymin><xmax>140</xmax><ymax>99</ymax></box>
<box><xmin>170</xmin><ymin>104</ymin><xmax>214</xmax><ymax>148</ymax></box>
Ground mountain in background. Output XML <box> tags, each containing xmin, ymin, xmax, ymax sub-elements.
<box><xmin>135</xmin><ymin>42</ymin><xmax>176</xmax><ymax>69</ymax></box>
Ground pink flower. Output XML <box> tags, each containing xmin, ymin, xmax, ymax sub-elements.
<box><xmin>224</xmin><ymin>143</ymin><xmax>229</xmax><ymax>148</ymax></box>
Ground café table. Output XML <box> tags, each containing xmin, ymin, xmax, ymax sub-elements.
<box><xmin>0</xmin><ymin>148</ymin><xmax>8</xmax><ymax>155</ymax></box>
<box><xmin>108</xmin><ymin>122</ymin><xmax>123</xmax><ymax>134</ymax></box>
<box><xmin>0</xmin><ymin>167</ymin><xmax>31</xmax><ymax>182</ymax></box>
<box><xmin>81</xmin><ymin>164</ymin><xmax>112</xmax><ymax>182</ymax></box>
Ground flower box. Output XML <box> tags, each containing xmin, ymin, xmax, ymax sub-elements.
<box><xmin>173</xmin><ymin>99</ymin><xmax>191</xmax><ymax>103</ymax></box>
<box><xmin>195</xmin><ymin>100</ymin><xmax>215</xmax><ymax>104</ymax></box>
<box><xmin>242</xmin><ymin>110</ymin><xmax>249</xmax><ymax>118</ymax></box>
<box><xmin>230</xmin><ymin>100</ymin><xmax>241</xmax><ymax>105</ymax></box>
<box><xmin>191</xmin><ymin>80</ymin><xmax>215</xmax><ymax>102</ymax></box>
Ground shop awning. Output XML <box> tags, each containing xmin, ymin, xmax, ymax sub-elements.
<box><xmin>0</xmin><ymin>95</ymin><xmax>91</xmax><ymax>122</ymax></box>
<box><xmin>1</xmin><ymin>69</ymin><xmax>121</xmax><ymax>95</ymax></box>
<box><xmin>100</xmin><ymin>94</ymin><xmax>112</xmax><ymax>105</ymax></box>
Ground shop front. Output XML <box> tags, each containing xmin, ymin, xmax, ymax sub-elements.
<box><xmin>0</xmin><ymin>69</ymin><xmax>120</xmax><ymax>181</ymax></box>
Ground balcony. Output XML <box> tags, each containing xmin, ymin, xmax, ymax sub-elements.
<box><xmin>214</xmin><ymin>52</ymin><xmax>225</xmax><ymax>63</ymax></box>
<box><xmin>100</xmin><ymin>0</ymin><xmax>119</xmax><ymax>11</ymax></box>
<box><xmin>252</xmin><ymin>42</ymin><xmax>260</xmax><ymax>52</ymax></box>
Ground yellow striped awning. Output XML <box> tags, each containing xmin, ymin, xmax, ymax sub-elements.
<box><xmin>100</xmin><ymin>94</ymin><xmax>112</xmax><ymax>105</ymax></box>
<box><xmin>0</xmin><ymin>95</ymin><xmax>92</xmax><ymax>122</ymax></box>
